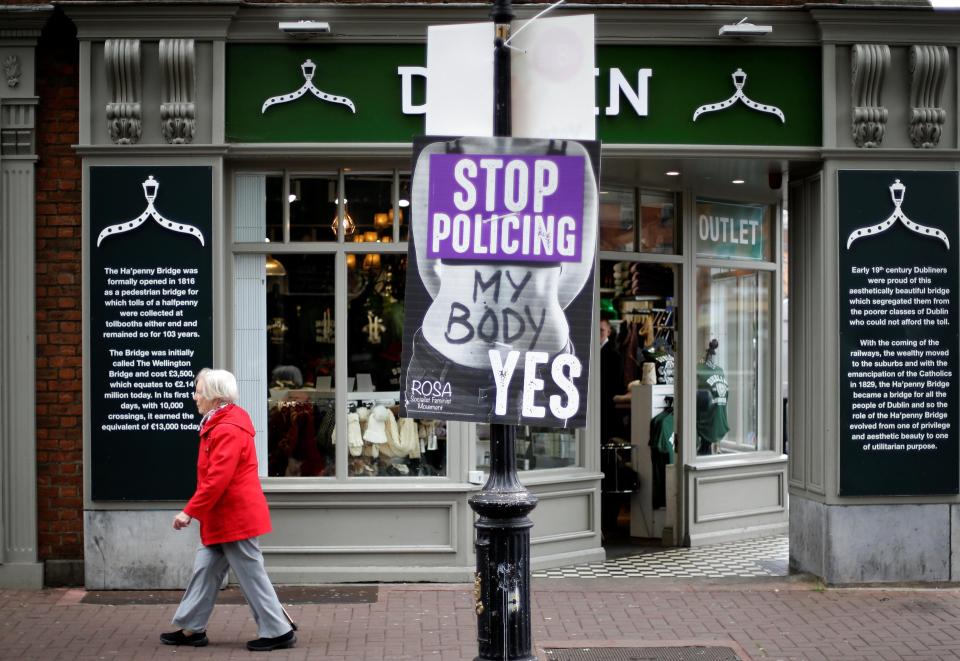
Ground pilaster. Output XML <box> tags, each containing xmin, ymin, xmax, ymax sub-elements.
<box><xmin>0</xmin><ymin>4</ymin><xmax>51</xmax><ymax>589</ymax></box>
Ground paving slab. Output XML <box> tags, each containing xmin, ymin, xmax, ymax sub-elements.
<box><xmin>1</xmin><ymin>577</ymin><xmax>959</xmax><ymax>659</ymax></box>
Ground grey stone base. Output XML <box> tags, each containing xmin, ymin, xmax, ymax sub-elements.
<box><xmin>0</xmin><ymin>562</ymin><xmax>44</xmax><ymax>589</ymax></box>
<box><xmin>85</xmin><ymin>510</ymin><xmax>201</xmax><ymax>589</ymax></box>
<box><xmin>790</xmin><ymin>496</ymin><xmax>956</xmax><ymax>583</ymax></box>
<box><xmin>44</xmin><ymin>559</ymin><xmax>84</xmax><ymax>587</ymax></box>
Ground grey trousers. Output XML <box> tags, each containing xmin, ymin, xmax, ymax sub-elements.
<box><xmin>172</xmin><ymin>537</ymin><xmax>291</xmax><ymax>638</ymax></box>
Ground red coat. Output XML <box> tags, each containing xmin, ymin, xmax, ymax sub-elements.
<box><xmin>183</xmin><ymin>404</ymin><xmax>272</xmax><ymax>546</ymax></box>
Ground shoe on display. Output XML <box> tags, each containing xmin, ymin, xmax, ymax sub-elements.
<box><xmin>159</xmin><ymin>629</ymin><xmax>209</xmax><ymax>646</ymax></box>
<box><xmin>246</xmin><ymin>629</ymin><xmax>297</xmax><ymax>652</ymax></box>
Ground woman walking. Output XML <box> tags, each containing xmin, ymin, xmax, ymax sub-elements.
<box><xmin>161</xmin><ymin>368</ymin><xmax>297</xmax><ymax>652</ymax></box>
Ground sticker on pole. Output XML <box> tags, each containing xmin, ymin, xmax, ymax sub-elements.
<box><xmin>400</xmin><ymin>136</ymin><xmax>599</xmax><ymax>428</ymax></box>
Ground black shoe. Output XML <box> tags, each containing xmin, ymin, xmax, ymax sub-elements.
<box><xmin>160</xmin><ymin>629</ymin><xmax>209</xmax><ymax>646</ymax></box>
<box><xmin>246</xmin><ymin>629</ymin><xmax>296</xmax><ymax>652</ymax></box>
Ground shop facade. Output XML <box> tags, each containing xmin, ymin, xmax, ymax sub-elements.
<box><xmin>2</xmin><ymin>1</ymin><xmax>960</xmax><ymax>589</ymax></box>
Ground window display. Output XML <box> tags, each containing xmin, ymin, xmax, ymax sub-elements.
<box><xmin>346</xmin><ymin>253</ymin><xmax>445</xmax><ymax>477</ymax></box>
<box><xmin>696</xmin><ymin>266</ymin><xmax>773</xmax><ymax>454</ymax></box>
<box><xmin>233</xmin><ymin>171</ymin><xmax>446</xmax><ymax>479</ymax></box>
<box><xmin>266</xmin><ymin>254</ymin><xmax>336</xmax><ymax>476</ymax></box>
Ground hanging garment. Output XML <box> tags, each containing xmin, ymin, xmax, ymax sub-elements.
<box><xmin>649</xmin><ymin>407</ymin><xmax>675</xmax><ymax>509</ymax></box>
<box><xmin>347</xmin><ymin>412</ymin><xmax>363</xmax><ymax>457</ymax></box>
<box><xmin>696</xmin><ymin>362</ymin><xmax>730</xmax><ymax>451</ymax></box>
<box><xmin>364</xmin><ymin>405</ymin><xmax>389</xmax><ymax>445</ymax></box>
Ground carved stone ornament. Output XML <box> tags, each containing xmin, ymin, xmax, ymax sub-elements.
<box><xmin>105</xmin><ymin>39</ymin><xmax>142</xmax><ymax>145</ymax></box>
<box><xmin>908</xmin><ymin>45</ymin><xmax>949</xmax><ymax>149</ymax></box>
<box><xmin>160</xmin><ymin>39</ymin><xmax>196</xmax><ymax>144</ymax></box>
<box><xmin>851</xmin><ymin>44</ymin><xmax>890</xmax><ymax>148</ymax></box>
<box><xmin>3</xmin><ymin>55</ymin><xmax>20</xmax><ymax>88</ymax></box>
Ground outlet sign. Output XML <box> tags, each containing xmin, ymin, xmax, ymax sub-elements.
<box><xmin>695</xmin><ymin>199</ymin><xmax>767</xmax><ymax>261</ymax></box>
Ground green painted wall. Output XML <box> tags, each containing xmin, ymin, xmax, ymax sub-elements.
<box><xmin>227</xmin><ymin>44</ymin><xmax>426</xmax><ymax>143</ymax></box>
<box><xmin>596</xmin><ymin>46</ymin><xmax>820</xmax><ymax>146</ymax></box>
<box><xmin>226</xmin><ymin>44</ymin><xmax>820</xmax><ymax>146</ymax></box>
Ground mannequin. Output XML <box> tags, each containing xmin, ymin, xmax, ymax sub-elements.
<box><xmin>696</xmin><ymin>339</ymin><xmax>730</xmax><ymax>454</ymax></box>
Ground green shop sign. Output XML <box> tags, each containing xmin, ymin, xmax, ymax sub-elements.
<box><xmin>696</xmin><ymin>199</ymin><xmax>766</xmax><ymax>261</ymax></box>
<box><xmin>227</xmin><ymin>44</ymin><xmax>820</xmax><ymax>146</ymax></box>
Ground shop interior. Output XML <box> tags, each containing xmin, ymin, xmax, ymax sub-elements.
<box><xmin>596</xmin><ymin>156</ymin><xmax>786</xmax><ymax>551</ymax></box>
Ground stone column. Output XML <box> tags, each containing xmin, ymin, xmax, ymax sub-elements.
<box><xmin>0</xmin><ymin>5</ymin><xmax>50</xmax><ymax>589</ymax></box>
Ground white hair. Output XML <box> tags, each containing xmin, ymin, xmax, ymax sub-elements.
<box><xmin>196</xmin><ymin>368</ymin><xmax>240</xmax><ymax>403</ymax></box>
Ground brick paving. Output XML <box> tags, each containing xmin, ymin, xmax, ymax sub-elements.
<box><xmin>3</xmin><ymin>578</ymin><xmax>960</xmax><ymax>660</ymax></box>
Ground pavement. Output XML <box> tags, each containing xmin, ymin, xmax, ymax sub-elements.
<box><xmin>4</xmin><ymin>575</ymin><xmax>960</xmax><ymax>660</ymax></box>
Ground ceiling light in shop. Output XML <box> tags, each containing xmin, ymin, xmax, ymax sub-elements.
<box><xmin>732</xmin><ymin>179</ymin><xmax>745</xmax><ymax>184</ymax></box>
<box><xmin>665</xmin><ymin>171</ymin><xmax>681</xmax><ymax>177</ymax></box>
<box><xmin>399</xmin><ymin>199</ymin><xmax>410</xmax><ymax>208</ymax></box>
<box><xmin>265</xmin><ymin>255</ymin><xmax>287</xmax><ymax>277</ymax></box>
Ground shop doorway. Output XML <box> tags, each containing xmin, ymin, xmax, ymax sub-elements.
<box><xmin>596</xmin><ymin>156</ymin><xmax>791</xmax><ymax>555</ymax></box>
<box><xmin>599</xmin><ymin>261</ymin><xmax>678</xmax><ymax>548</ymax></box>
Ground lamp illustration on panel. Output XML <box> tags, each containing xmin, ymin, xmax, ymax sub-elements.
<box><xmin>261</xmin><ymin>59</ymin><xmax>356</xmax><ymax>114</ymax></box>
<box><xmin>97</xmin><ymin>175</ymin><xmax>205</xmax><ymax>246</ymax></box>
<box><xmin>846</xmin><ymin>179</ymin><xmax>949</xmax><ymax>250</ymax></box>
<box><xmin>693</xmin><ymin>69</ymin><xmax>785</xmax><ymax>123</ymax></box>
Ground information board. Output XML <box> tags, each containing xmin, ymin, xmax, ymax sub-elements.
<box><xmin>838</xmin><ymin>170</ymin><xmax>959</xmax><ymax>496</ymax></box>
<box><xmin>89</xmin><ymin>166</ymin><xmax>213</xmax><ymax>500</ymax></box>
<box><xmin>400</xmin><ymin>136</ymin><xmax>599</xmax><ymax>428</ymax></box>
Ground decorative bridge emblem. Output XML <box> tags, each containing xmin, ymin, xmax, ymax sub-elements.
<box><xmin>847</xmin><ymin>179</ymin><xmax>949</xmax><ymax>250</ymax></box>
<box><xmin>261</xmin><ymin>59</ymin><xmax>356</xmax><ymax>114</ymax></box>
<box><xmin>693</xmin><ymin>68</ymin><xmax>785</xmax><ymax>123</ymax></box>
<box><xmin>97</xmin><ymin>176</ymin><xmax>205</xmax><ymax>247</ymax></box>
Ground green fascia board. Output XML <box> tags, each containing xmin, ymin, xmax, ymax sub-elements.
<box><xmin>226</xmin><ymin>44</ymin><xmax>821</xmax><ymax>146</ymax></box>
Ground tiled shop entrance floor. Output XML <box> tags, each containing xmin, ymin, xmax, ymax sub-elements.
<box><xmin>533</xmin><ymin>535</ymin><xmax>789</xmax><ymax>579</ymax></box>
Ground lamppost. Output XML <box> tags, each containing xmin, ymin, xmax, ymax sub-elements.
<box><xmin>467</xmin><ymin>5</ymin><xmax>539</xmax><ymax>660</ymax></box>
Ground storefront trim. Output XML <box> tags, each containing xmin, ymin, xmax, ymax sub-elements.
<box><xmin>693</xmin><ymin>469</ymin><xmax>786</xmax><ymax>524</ymax></box>
<box><xmin>687</xmin><ymin>452</ymin><xmax>790</xmax><ymax>471</ymax></box>
<box><xmin>264</xmin><ymin>499</ymin><xmax>460</xmax><ymax>554</ymax></box>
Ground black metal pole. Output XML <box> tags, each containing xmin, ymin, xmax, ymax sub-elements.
<box><xmin>468</xmin><ymin>2</ymin><xmax>538</xmax><ymax>660</ymax></box>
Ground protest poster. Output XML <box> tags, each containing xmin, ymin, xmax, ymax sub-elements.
<box><xmin>400</xmin><ymin>136</ymin><xmax>599</xmax><ymax>428</ymax></box>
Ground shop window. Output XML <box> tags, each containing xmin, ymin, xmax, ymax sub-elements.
<box><xmin>265</xmin><ymin>176</ymin><xmax>283</xmax><ymax>242</ymax></box>
<box><xmin>639</xmin><ymin>190</ymin><xmax>677</xmax><ymax>255</ymax></box>
<box><xmin>290</xmin><ymin>175</ymin><xmax>339</xmax><ymax>242</ymax></box>
<box><xmin>398</xmin><ymin>175</ymin><xmax>411</xmax><ymax>242</ymax></box>
<box><xmin>346</xmin><ymin>253</ymin><xmax>445</xmax><ymax>477</ymax></box>
<box><xmin>344</xmin><ymin>174</ymin><xmax>394</xmax><ymax>243</ymax></box>
<box><xmin>475</xmin><ymin>424</ymin><xmax>578</xmax><ymax>472</ymax></box>
<box><xmin>265</xmin><ymin>254</ymin><xmax>337</xmax><ymax>476</ymax></box>
<box><xmin>695</xmin><ymin>267</ymin><xmax>774</xmax><ymax>455</ymax></box>
<box><xmin>599</xmin><ymin>186</ymin><xmax>636</xmax><ymax>251</ymax></box>
<box><xmin>234</xmin><ymin>171</ymin><xmax>445</xmax><ymax>479</ymax></box>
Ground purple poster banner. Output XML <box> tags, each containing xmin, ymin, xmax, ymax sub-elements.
<box><xmin>400</xmin><ymin>136</ymin><xmax>599</xmax><ymax>429</ymax></box>
<box><xmin>427</xmin><ymin>154</ymin><xmax>585</xmax><ymax>263</ymax></box>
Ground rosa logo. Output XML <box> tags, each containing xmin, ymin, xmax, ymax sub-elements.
<box><xmin>410</xmin><ymin>379</ymin><xmax>453</xmax><ymax>399</ymax></box>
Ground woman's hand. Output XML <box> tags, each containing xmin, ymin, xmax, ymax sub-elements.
<box><xmin>173</xmin><ymin>511</ymin><xmax>192</xmax><ymax>530</ymax></box>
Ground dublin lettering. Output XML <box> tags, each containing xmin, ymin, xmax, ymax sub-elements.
<box><xmin>398</xmin><ymin>66</ymin><xmax>653</xmax><ymax>117</ymax></box>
